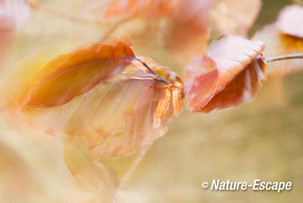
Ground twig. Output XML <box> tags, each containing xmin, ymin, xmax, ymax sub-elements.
<box><xmin>119</xmin><ymin>145</ymin><xmax>151</xmax><ymax>189</ymax></box>
<box><xmin>265</xmin><ymin>53</ymin><xmax>303</xmax><ymax>63</ymax></box>
<box><xmin>135</xmin><ymin>57</ymin><xmax>169</xmax><ymax>84</ymax></box>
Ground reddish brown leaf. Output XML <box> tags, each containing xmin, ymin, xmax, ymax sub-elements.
<box><xmin>185</xmin><ymin>35</ymin><xmax>266</xmax><ymax>113</ymax></box>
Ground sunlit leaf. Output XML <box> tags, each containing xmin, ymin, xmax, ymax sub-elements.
<box><xmin>2</xmin><ymin>45</ymin><xmax>184</xmax><ymax>158</ymax></box>
<box><xmin>87</xmin><ymin>0</ymin><xmax>183</xmax><ymax>20</ymax></box>
<box><xmin>276</xmin><ymin>5</ymin><xmax>303</xmax><ymax>38</ymax></box>
<box><xmin>253</xmin><ymin>24</ymin><xmax>303</xmax><ymax>75</ymax></box>
<box><xmin>163</xmin><ymin>0</ymin><xmax>212</xmax><ymax>66</ymax></box>
<box><xmin>211</xmin><ymin>0</ymin><xmax>261</xmax><ymax>35</ymax></box>
<box><xmin>86</xmin><ymin>0</ymin><xmax>211</xmax><ymax>66</ymax></box>
<box><xmin>0</xmin><ymin>0</ymin><xmax>32</xmax><ymax>69</ymax></box>
<box><xmin>13</xmin><ymin>40</ymin><xmax>135</xmax><ymax>108</ymax></box>
<box><xmin>0</xmin><ymin>0</ymin><xmax>32</xmax><ymax>29</ymax></box>
<box><xmin>64</xmin><ymin>134</ymin><xmax>119</xmax><ymax>202</ymax></box>
<box><xmin>185</xmin><ymin>35</ymin><xmax>266</xmax><ymax>113</ymax></box>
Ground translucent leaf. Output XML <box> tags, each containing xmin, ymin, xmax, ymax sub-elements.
<box><xmin>185</xmin><ymin>35</ymin><xmax>266</xmax><ymax>113</ymax></box>
<box><xmin>87</xmin><ymin>0</ymin><xmax>210</xmax><ymax>66</ymax></box>
<box><xmin>0</xmin><ymin>0</ymin><xmax>32</xmax><ymax>69</ymax></box>
<box><xmin>211</xmin><ymin>0</ymin><xmax>261</xmax><ymax>35</ymax></box>
<box><xmin>14</xmin><ymin>40</ymin><xmax>135</xmax><ymax>108</ymax></box>
<box><xmin>0</xmin><ymin>0</ymin><xmax>32</xmax><ymax>29</ymax></box>
<box><xmin>87</xmin><ymin>0</ymin><xmax>183</xmax><ymax>20</ymax></box>
<box><xmin>253</xmin><ymin>24</ymin><xmax>303</xmax><ymax>75</ymax></box>
<box><xmin>64</xmin><ymin>134</ymin><xmax>119</xmax><ymax>202</ymax></box>
<box><xmin>163</xmin><ymin>0</ymin><xmax>212</xmax><ymax>65</ymax></box>
<box><xmin>276</xmin><ymin>5</ymin><xmax>303</xmax><ymax>38</ymax></box>
<box><xmin>2</xmin><ymin>48</ymin><xmax>184</xmax><ymax>158</ymax></box>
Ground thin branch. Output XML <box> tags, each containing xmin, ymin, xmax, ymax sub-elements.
<box><xmin>265</xmin><ymin>53</ymin><xmax>303</xmax><ymax>63</ymax></box>
<box><xmin>135</xmin><ymin>57</ymin><xmax>169</xmax><ymax>84</ymax></box>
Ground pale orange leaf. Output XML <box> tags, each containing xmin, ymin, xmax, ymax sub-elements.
<box><xmin>13</xmin><ymin>40</ymin><xmax>135</xmax><ymax>108</ymax></box>
<box><xmin>253</xmin><ymin>24</ymin><xmax>303</xmax><ymax>75</ymax></box>
<box><xmin>276</xmin><ymin>5</ymin><xmax>303</xmax><ymax>38</ymax></box>
<box><xmin>2</xmin><ymin>43</ymin><xmax>184</xmax><ymax>158</ymax></box>
<box><xmin>163</xmin><ymin>0</ymin><xmax>212</xmax><ymax>65</ymax></box>
<box><xmin>211</xmin><ymin>0</ymin><xmax>261</xmax><ymax>36</ymax></box>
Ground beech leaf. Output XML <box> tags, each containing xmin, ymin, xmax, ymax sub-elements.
<box><xmin>276</xmin><ymin>5</ymin><xmax>303</xmax><ymax>38</ymax></box>
<box><xmin>185</xmin><ymin>35</ymin><xmax>266</xmax><ymax>113</ymax></box>
<box><xmin>253</xmin><ymin>5</ymin><xmax>303</xmax><ymax>75</ymax></box>
<box><xmin>253</xmin><ymin>25</ymin><xmax>303</xmax><ymax>75</ymax></box>
<box><xmin>15</xmin><ymin>40</ymin><xmax>135</xmax><ymax>108</ymax></box>
<box><xmin>163</xmin><ymin>0</ymin><xmax>212</xmax><ymax>65</ymax></box>
<box><xmin>2</xmin><ymin>43</ymin><xmax>184</xmax><ymax>158</ymax></box>
<box><xmin>211</xmin><ymin>0</ymin><xmax>261</xmax><ymax>35</ymax></box>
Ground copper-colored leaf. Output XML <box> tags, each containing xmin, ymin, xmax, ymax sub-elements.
<box><xmin>2</xmin><ymin>49</ymin><xmax>184</xmax><ymax>158</ymax></box>
<box><xmin>185</xmin><ymin>35</ymin><xmax>266</xmax><ymax>113</ymax></box>
<box><xmin>14</xmin><ymin>40</ymin><xmax>135</xmax><ymax>108</ymax></box>
<box><xmin>253</xmin><ymin>24</ymin><xmax>303</xmax><ymax>75</ymax></box>
<box><xmin>276</xmin><ymin>5</ymin><xmax>303</xmax><ymax>38</ymax></box>
<box><xmin>211</xmin><ymin>0</ymin><xmax>261</xmax><ymax>36</ymax></box>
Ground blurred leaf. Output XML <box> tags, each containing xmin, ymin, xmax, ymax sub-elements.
<box><xmin>0</xmin><ymin>0</ymin><xmax>32</xmax><ymax>29</ymax></box>
<box><xmin>15</xmin><ymin>40</ymin><xmax>135</xmax><ymax>108</ymax></box>
<box><xmin>64</xmin><ymin>134</ymin><xmax>119</xmax><ymax>202</ymax></box>
<box><xmin>253</xmin><ymin>25</ymin><xmax>303</xmax><ymax>75</ymax></box>
<box><xmin>163</xmin><ymin>0</ymin><xmax>212</xmax><ymax>66</ymax></box>
<box><xmin>2</xmin><ymin>45</ymin><xmax>184</xmax><ymax>158</ymax></box>
<box><xmin>276</xmin><ymin>5</ymin><xmax>303</xmax><ymax>38</ymax></box>
<box><xmin>185</xmin><ymin>35</ymin><xmax>266</xmax><ymax>113</ymax></box>
<box><xmin>211</xmin><ymin>0</ymin><xmax>262</xmax><ymax>35</ymax></box>
<box><xmin>0</xmin><ymin>0</ymin><xmax>32</xmax><ymax>69</ymax></box>
<box><xmin>87</xmin><ymin>0</ymin><xmax>183</xmax><ymax>20</ymax></box>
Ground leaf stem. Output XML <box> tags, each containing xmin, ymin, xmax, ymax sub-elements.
<box><xmin>135</xmin><ymin>57</ymin><xmax>169</xmax><ymax>84</ymax></box>
<box><xmin>265</xmin><ymin>53</ymin><xmax>303</xmax><ymax>63</ymax></box>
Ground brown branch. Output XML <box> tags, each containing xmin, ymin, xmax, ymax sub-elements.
<box><xmin>265</xmin><ymin>53</ymin><xmax>303</xmax><ymax>63</ymax></box>
<box><xmin>135</xmin><ymin>57</ymin><xmax>169</xmax><ymax>84</ymax></box>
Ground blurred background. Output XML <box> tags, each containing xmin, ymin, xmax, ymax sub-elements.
<box><xmin>0</xmin><ymin>0</ymin><xmax>302</xmax><ymax>202</ymax></box>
